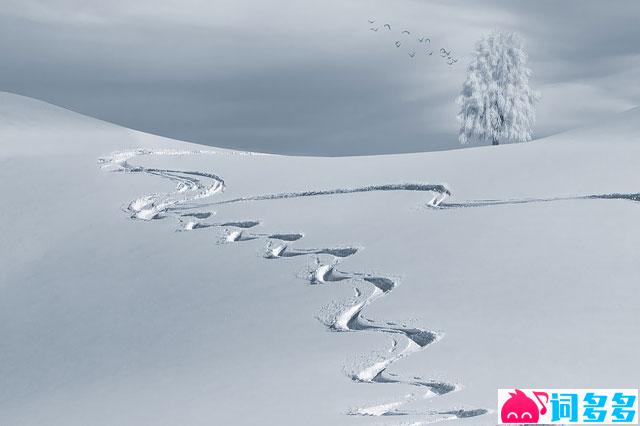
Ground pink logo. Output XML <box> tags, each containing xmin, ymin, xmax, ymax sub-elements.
<box><xmin>501</xmin><ymin>389</ymin><xmax>549</xmax><ymax>423</ymax></box>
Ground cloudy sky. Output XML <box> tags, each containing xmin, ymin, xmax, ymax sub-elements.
<box><xmin>1</xmin><ymin>0</ymin><xmax>639</xmax><ymax>155</ymax></box>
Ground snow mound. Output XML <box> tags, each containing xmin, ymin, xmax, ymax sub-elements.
<box><xmin>2</xmin><ymin>92</ymin><xmax>639</xmax><ymax>426</ymax></box>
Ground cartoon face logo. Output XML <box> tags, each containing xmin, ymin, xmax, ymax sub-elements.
<box><xmin>501</xmin><ymin>389</ymin><xmax>548</xmax><ymax>423</ymax></box>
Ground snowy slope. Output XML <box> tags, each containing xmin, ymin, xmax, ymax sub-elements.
<box><xmin>1</xmin><ymin>91</ymin><xmax>639</xmax><ymax>426</ymax></box>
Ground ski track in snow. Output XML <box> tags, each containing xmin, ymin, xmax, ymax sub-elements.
<box><xmin>205</xmin><ymin>184</ymin><xmax>452</xmax><ymax>207</ymax></box>
<box><xmin>98</xmin><ymin>149</ymin><xmax>226</xmax><ymax>220</ymax></box>
<box><xmin>433</xmin><ymin>193</ymin><xmax>640</xmax><ymax>209</ymax></box>
<box><xmin>99</xmin><ymin>148</ymin><xmax>640</xmax><ymax>423</ymax></box>
<box><xmin>97</xmin><ymin>148</ymin><xmax>486</xmax><ymax>423</ymax></box>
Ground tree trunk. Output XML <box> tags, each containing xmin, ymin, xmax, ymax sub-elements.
<box><xmin>492</xmin><ymin>137</ymin><xmax>499</xmax><ymax>145</ymax></box>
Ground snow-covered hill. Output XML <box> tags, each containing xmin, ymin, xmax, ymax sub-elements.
<box><xmin>1</xmin><ymin>91</ymin><xmax>639</xmax><ymax>426</ymax></box>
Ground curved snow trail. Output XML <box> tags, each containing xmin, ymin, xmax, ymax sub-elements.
<box><xmin>98</xmin><ymin>149</ymin><xmax>486</xmax><ymax>423</ymax></box>
<box><xmin>310</xmin><ymin>263</ymin><xmax>463</xmax><ymax>401</ymax></box>
<box><xmin>98</xmin><ymin>149</ymin><xmax>226</xmax><ymax>220</ymax></box>
<box><xmin>263</xmin><ymin>243</ymin><xmax>360</xmax><ymax>259</ymax></box>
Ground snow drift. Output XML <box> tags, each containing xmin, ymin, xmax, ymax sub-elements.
<box><xmin>1</xmin><ymin>91</ymin><xmax>639</xmax><ymax>426</ymax></box>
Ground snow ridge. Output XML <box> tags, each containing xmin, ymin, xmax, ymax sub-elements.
<box><xmin>98</xmin><ymin>148</ymin><xmax>486</xmax><ymax>424</ymax></box>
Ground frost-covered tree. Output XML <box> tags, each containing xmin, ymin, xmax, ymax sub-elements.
<box><xmin>456</xmin><ymin>31</ymin><xmax>540</xmax><ymax>145</ymax></box>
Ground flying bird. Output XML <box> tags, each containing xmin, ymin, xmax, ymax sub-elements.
<box><xmin>402</xmin><ymin>30</ymin><xmax>411</xmax><ymax>35</ymax></box>
<box><xmin>440</xmin><ymin>48</ymin><xmax>451</xmax><ymax>57</ymax></box>
<box><xmin>408</xmin><ymin>51</ymin><xmax>416</xmax><ymax>58</ymax></box>
<box><xmin>447</xmin><ymin>58</ymin><xmax>458</xmax><ymax>65</ymax></box>
<box><xmin>370</xmin><ymin>27</ymin><xmax>379</xmax><ymax>31</ymax></box>
<box><xmin>384</xmin><ymin>23</ymin><xmax>391</xmax><ymax>30</ymax></box>
<box><xmin>368</xmin><ymin>19</ymin><xmax>376</xmax><ymax>23</ymax></box>
<box><xmin>395</xmin><ymin>41</ymin><xmax>402</xmax><ymax>47</ymax></box>
<box><xmin>418</xmin><ymin>37</ymin><xmax>425</xmax><ymax>43</ymax></box>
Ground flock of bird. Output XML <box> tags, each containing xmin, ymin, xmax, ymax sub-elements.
<box><xmin>367</xmin><ymin>19</ymin><xmax>458</xmax><ymax>65</ymax></box>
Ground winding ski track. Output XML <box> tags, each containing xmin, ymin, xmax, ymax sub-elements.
<box><xmin>98</xmin><ymin>148</ymin><xmax>637</xmax><ymax>423</ymax></box>
<box><xmin>100</xmin><ymin>148</ymin><xmax>640</xmax><ymax>423</ymax></box>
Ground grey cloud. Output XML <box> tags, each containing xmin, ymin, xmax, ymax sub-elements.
<box><xmin>1</xmin><ymin>0</ymin><xmax>639</xmax><ymax>155</ymax></box>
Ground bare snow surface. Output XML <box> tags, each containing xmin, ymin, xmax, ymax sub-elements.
<box><xmin>1</xmin><ymin>92</ymin><xmax>639</xmax><ymax>426</ymax></box>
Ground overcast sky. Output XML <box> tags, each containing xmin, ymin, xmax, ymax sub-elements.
<box><xmin>1</xmin><ymin>0</ymin><xmax>639</xmax><ymax>155</ymax></box>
